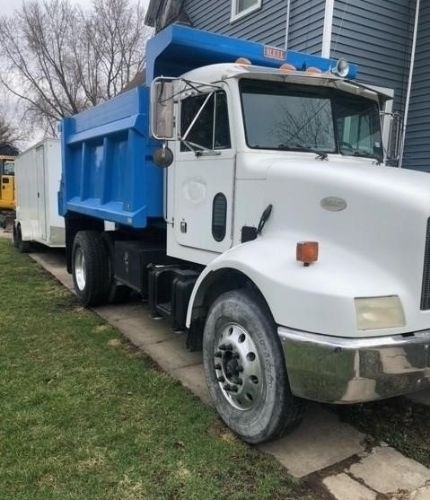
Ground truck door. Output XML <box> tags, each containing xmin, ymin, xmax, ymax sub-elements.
<box><xmin>173</xmin><ymin>89</ymin><xmax>235</xmax><ymax>253</ymax></box>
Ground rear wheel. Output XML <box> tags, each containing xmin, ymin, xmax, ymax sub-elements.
<box><xmin>203</xmin><ymin>289</ymin><xmax>304</xmax><ymax>444</ymax></box>
<box><xmin>72</xmin><ymin>231</ymin><xmax>110</xmax><ymax>306</ymax></box>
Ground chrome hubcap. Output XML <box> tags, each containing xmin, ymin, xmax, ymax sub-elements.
<box><xmin>214</xmin><ymin>323</ymin><xmax>263</xmax><ymax>410</ymax></box>
<box><xmin>74</xmin><ymin>247</ymin><xmax>86</xmax><ymax>291</ymax></box>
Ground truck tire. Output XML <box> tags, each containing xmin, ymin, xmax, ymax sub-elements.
<box><xmin>203</xmin><ymin>289</ymin><xmax>304</xmax><ymax>444</ymax></box>
<box><xmin>72</xmin><ymin>231</ymin><xmax>110</xmax><ymax>307</ymax></box>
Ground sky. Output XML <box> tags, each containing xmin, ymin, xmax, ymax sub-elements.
<box><xmin>0</xmin><ymin>0</ymin><xmax>151</xmax><ymax>147</ymax></box>
<box><xmin>0</xmin><ymin>0</ymin><xmax>150</xmax><ymax>17</ymax></box>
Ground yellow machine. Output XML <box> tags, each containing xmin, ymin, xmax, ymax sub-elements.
<box><xmin>0</xmin><ymin>154</ymin><xmax>16</xmax><ymax>210</ymax></box>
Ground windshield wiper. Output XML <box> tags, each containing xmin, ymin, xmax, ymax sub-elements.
<box><xmin>278</xmin><ymin>143</ymin><xmax>328</xmax><ymax>160</ymax></box>
<box><xmin>340</xmin><ymin>149</ymin><xmax>383</xmax><ymax>165</ymax></box>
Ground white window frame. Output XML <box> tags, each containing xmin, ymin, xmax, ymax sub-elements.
<box><xmin>230</xmin><ymin>0</ymin><xmax>262</xmax><ymax>23</ymax></box>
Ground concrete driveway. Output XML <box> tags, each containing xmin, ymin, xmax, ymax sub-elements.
<box><xmin>6</xmin><ymin>235</ymin><xmax>429</xmax><ymax>500</ymax></box>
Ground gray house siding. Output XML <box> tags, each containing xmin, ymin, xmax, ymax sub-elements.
<box><xmin>287</xmin><ymin>0</ymin><xmax>324</xmax><ymax>55</ymax></box>
<box><xmin>183</xmin><ymin>0</ymin><xmax>287</xmax><ymax>48</ymax></box>
<box><xmin>183</xmin><ymin>0</ymin><xmax>324</xmax><ymax>53</ymax></box>
<box><xmin>403</xmin><ymin>5</ymin><xmax>430</xmax><ymax>171</ymax></box>
<box><xmin>331</xmin><ymin>0</ymin><xmax>413</xmax><ymax>115</ymax></box>
<box><xmin>149</xmin><ymin>0</ymin><xmax>429</xmax><ymax>171</ymax></box>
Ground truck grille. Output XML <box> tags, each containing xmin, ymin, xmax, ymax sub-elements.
<box><xmin>421</xmin><ymin>218</ymin><xmax>430</xmax><ymax>310</ymax></box>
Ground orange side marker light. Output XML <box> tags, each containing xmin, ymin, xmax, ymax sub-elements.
<box><xmin>296</xmin><ymin>241</ymin><xmax>319</xmax><ymax>266</ymax></box>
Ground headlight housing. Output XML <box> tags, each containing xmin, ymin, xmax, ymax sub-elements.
<box><xmin>355</xmin><ymin>296</ymin><xmax>405</xmax><ymax>330</ymax></box>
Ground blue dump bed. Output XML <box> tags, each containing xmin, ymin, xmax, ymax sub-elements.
<box><xmin>60</xmin><ymin>25</ymin><xmax>357</xmax><ymax>229</ymax></box>
<box><xmin>59</xmin><ymin>86</ymin><xmax>163</xmax><ymax>228</ymax></box>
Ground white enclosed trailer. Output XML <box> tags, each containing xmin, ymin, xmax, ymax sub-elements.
<box><xmin>14</xmin><ymin>139</ymin><xmax>64</xmax><ymax>251</ymax></box>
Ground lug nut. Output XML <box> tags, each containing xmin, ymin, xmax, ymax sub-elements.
<box><xmin>217</xmin><ymin>376</ymin><xmax>225</xmax><ymax>383</ymax></box>
<box><xmin>215</xmin><ymin>351</ymin><xmax>223</xmax><ymax>358</ymax></box>
<box><xmin>214</xmin><ymin>363</ymin><xmax>221</xmax><ymax>370</ymax></box>
<box><xmin>219</xmin><ymin>344</ymin><xmax>232</xmax><ymax>351</ymax></box>
<box><xmin>233</xmin><ymin>377</ymin><xmax>243</xmax><ymax>385</ymax></box>
<box><xmin>223</xmin><ymin>384</ymin><xmax>238</xmax><ymax>393</ymax></box>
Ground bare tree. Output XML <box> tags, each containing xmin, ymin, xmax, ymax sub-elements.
<box><xmin>0</xmin><ymin>115</ymin><xmax>20</xmax><ymax>146</ymax></box>
<box><xmin>0</xmin><ymin>0</ymin><xmax>150</xmax><ymax>135</ymax></box>
<box><xmin>274</xmin><ymin>99</ymin><xmax>334</xmax><ymax>149</ymax></box>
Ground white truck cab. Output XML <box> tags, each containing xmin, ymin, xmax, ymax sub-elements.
<box><xmin>153</xmin><ymin>61</ymin><xmax>430</xmax><ymax>441</ymax></box>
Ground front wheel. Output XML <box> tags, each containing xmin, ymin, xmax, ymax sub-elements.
<box><xmin>203</xmin><ymin>289</ymin><xmax>304</xmax><ymax>444</ymax></box>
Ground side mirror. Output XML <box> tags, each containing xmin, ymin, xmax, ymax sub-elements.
<box><xmin>153</xmin><ymin>143</ymin><xmax>174</xmax><ymax>168</ymax></box>
<box><xmin>150</xmin><ymin>78</ymin><xmax>175</xmax><ymax>140</ymax></box>
<box><xmin>381</xmin><ymin>111</ymin><xmax>402</xmax><ymax>165</ymax></box>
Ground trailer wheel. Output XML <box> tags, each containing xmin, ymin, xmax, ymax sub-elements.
<box><xmin>72</xmin><ymin>231</ymin><xmax>110</xmax><ymax>307</ymax></box>
<box><xmin>15</xmin><ymin>225</ymin><xmax>30</xmax><ymax>253</ymax></box>
<box><xmin>12</xmin><ymin>224</ymin><xmax>18</xmax><ymax>248</ymax></box>
<box><xmin>203</xmin><ymin>289</ymin><xmax>304</xmax><ymax>444</ymax></box>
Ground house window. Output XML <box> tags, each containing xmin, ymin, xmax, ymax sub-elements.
<box><xmin>231</xmin><ymin>0</ymin><xmax>262</xmax><ymax>22</ymax></box>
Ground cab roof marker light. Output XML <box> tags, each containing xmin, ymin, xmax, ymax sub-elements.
<box><xmin>235</xmin><ymin>57</ymin><xmax>251</xmax><ymax>65</ymax></box>
<box><xmin>305</xmin><ymin>67</ymin><xmax>322</xmax><ymax>75</ymax></box>
<box><xmin>279</xmin><ymin>63</ymin><xmax>296</xmax><ymax>73</ymax></box>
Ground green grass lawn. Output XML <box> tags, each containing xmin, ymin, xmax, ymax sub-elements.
<box><xmin>0</xmin><ymin>238</ymin><xmax>314</xmax><ymax>500</ymax></box>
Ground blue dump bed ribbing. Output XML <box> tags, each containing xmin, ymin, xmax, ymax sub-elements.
<box><xmin>59</xmin><ymin>86</ymin><xmax>163</xmax><ymax>228</ymax></box>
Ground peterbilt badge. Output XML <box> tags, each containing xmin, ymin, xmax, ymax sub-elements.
<box><xmin>321</xmin><ymin>196</ymin><xmax>347</xmax><ymax>212</ymax></box>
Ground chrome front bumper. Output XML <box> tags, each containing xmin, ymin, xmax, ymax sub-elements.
<box><xmin>278</xmin><ymin>327</ymin><xmax>430</xmax><ymax>404</ymax></box>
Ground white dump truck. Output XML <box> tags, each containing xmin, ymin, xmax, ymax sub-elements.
<box><xmin>58</xmin><ymin>25</ymin><xmax>430</xmax><ymax>444</ymax></box>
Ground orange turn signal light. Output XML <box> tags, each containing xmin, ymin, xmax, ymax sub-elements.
<box><xmin>296</xmin><ymin>241</ymin><xmax>319</xmax><ymax>266</ymax></box>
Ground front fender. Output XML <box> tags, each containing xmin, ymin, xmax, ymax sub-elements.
<box><xmin>187</xmin><ymin>233</ymin><xmax>409</xmax><ymax>338</ymax></box>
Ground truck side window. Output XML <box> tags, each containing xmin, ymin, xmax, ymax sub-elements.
<box><xmin>180</xmin><ymin>91</ymin><xmax>231</xmax><ymax>151</ymax></box>
<box><xmin>335</xmin><ymin>95</ymin><xmax>381</xmax><ymax>156</ymax></box>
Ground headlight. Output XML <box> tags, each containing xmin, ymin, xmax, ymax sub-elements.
<box><xmin>355</xmin><ymin>296</ymin><xmax>405</xmax><ymax>330</ymax></box>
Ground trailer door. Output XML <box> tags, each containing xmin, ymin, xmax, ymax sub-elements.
<box><xmin>173</xmin><ymin>90</ymin><xmax>235</xmax><ymax>253</ymax></box>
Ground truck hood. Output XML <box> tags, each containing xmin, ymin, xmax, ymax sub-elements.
<box><xmin>227</xmin><ymin>152</ymin><xmax>430</xmax><ymax>336</ymax></box>
<box><xmin>265</xmin><ymin>155</ymin><xmax>430</xmax><ymax>324</ymax></box>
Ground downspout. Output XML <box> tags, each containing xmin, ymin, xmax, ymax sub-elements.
<box><xmin>284</xmin><ymin>0</ymin><xmax>291</xmax><ymax>50</ymax></box>
<box><xmin>399</xmin><ymin>0</ymin><xmax>420</xmax><ymax>168</ymax></box>
<box><xmin>322</xmin><ymin>0</ymin><xmax>335</xmax><ymax>57</ymax></box>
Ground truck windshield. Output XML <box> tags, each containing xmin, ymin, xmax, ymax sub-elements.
<box><xmin>240</xmin><ymin>79</ymin><xmax>382</xmax><ymax>160</ymax></box>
